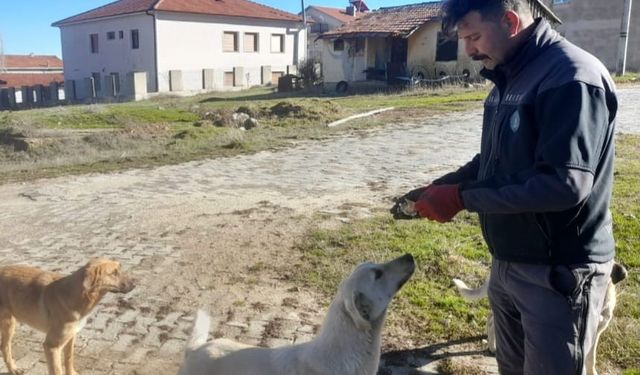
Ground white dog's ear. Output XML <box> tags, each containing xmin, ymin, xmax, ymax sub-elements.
<box><xmin>344</xmin><ymin>291</ymin><xmax>372</xmax><ymax>330</ymax></box>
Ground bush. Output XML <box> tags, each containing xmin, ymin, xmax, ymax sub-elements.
<box><xmin>297</xmin><ymin>59</ymin><xmax>322</xmax><ymax>88</ymax></box>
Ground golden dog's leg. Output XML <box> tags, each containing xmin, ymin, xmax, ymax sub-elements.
<box><xmin>44</xmin><ymin>333</ymin><xmax>66</xmax><ymax>375</ymax></box>
<box><xmin>1</xmin><ymin>314</ymin><xmax>23</xmax><ymax>375</ymax></box>
<box><xmin>63</xmin><ymin>336</ymin><xmax>78</xmax><ymax>375</ymax></box>
<box><xmin>1</xmin><ymin>316</ymin><xmax>20</xmax><ymax>375</ymax></box>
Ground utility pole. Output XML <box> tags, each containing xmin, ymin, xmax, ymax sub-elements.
<box><xmin>301</xmin><ymin>0</ymin><xmax>307</xmax><ymax>27</ymax></box>
<box><xmin>0</xmin><ymin>33</ymin><xmax>5</xmax><ymax>72</ymax></box>
<box><xmin>616</xmin><ymin>0</ymin><xmax>633</xmax><ymax>76</ymax></box>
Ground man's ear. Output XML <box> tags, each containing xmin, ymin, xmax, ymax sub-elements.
<box><xmin>344</xmin><ymin>291</ymin><xmax>372</xmax><ymax>330</ymax></box>
<box><xmin>502</xmin><ymin>10</ymin><xmax>520</xmax><ymax>35</ymax></box>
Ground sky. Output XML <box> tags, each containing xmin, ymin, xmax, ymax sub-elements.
<box><xmin>0</xmin><ymin>0</ymin><xmax>433</xmax><ymax>59</ymax></box>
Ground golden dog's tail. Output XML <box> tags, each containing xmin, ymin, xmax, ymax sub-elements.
<box><xmin>452</xmin><ymin>276</ymin><xmax>489</xmax><ymax>302</ymax></box>
<box><xmin>186</xmin><ymin>309</ymin><xmax>210</xmax><ymax>353</ymax></box>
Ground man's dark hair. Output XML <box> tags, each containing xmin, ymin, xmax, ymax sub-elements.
<box><xmin>441</xmin><ymin>0</ymin><xmax>531</xmax><ymax>36</ymax></box>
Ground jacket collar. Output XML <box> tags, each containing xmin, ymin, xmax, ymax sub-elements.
<box><xmin>480</xmin><ymin>18</ymin><xmax>562</xmax><ymax>84</ymax></box>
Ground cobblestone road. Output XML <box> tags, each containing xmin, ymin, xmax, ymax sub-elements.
<box><xmin>1</xmin><ymin>87</ymin><xmax>638</xmax><ymax>375</ymax></box>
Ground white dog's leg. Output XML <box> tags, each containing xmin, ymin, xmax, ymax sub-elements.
<box><xmin>186</xmin><ymin>310</ymin><xmax>210</xmax><ymax>352</ymax></box>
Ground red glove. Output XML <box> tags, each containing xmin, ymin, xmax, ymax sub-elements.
<box><xmin>415</xmin><ymin>184</ymin><xmax>464</xmax><ymax>223</ymax></box>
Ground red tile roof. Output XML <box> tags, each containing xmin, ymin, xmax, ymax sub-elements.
<box><xmin>309</xmin><ymin>6</ymin><xmax>361</xmax><ymax>25</ymax></box>
<box><xmin>320</xmin><ymin>2</ymin><xmax>441</xmax><ymax>39</ymax></box>
<box><xmin>52</xmin><ymin>0</ymin><xmax>302</xmax><ymax>26</ymax></box>
<box><xmin>3</xmin><ymin>55</ymin><xmax>63</xmax><ymax>69</ymax></box>
<box><xmin>0</xmin><ymin>73</ymin><xmax>64</xmax><ymax>88</ymax></box>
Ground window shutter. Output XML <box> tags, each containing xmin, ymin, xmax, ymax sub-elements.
<box><xmin>271</xmin><ymin>34</ymin><xmax>284</xmax><ymax>53</ymax></box>
<box><xmin>224</xmin><ymin>72</ymin><xmax>235</xmax><ymax>87</ymax></box>
<box><xmin>244</xmin><ymin>33</ymin><xmax>257</xmax><ymax>52</ymax></box>
<box><xmin>223</xmin><ymin>32</ymin><xmax>237</xmax><ymax>52</ymax></box>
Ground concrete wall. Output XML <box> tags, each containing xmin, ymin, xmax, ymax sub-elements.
<box><xmin>154</xmin><ymin>12</ymin><xmax>306</xmax><ymax>92</ymax></box>
<box><xmin>0</xmin><ymin>83</ymin><xmax>66</xmax><ymax>110</ymax></box>
<box><xmin>407</xmin><ymin>22</ymin><xmax>480</xmax><ymax>79</ymax></box>
<box><xmin>322</xmin><ymin>20</ymin><xmax>482</xmax><ymax>85</ymax></box>
<box><xmin>58</xmin><ymin>14</ymin><xmax>158</xmax><ymax>93</ymax></box>
<box><xmin>306</xmin><ymin>7</ymin><xmax>353</xmax><ymax>61</ymax></box>
<box><xmin>321</xmin><ymin>38</ymin><xmax>368</xmax><ymax>83</ymax></box>
<box><xmin>550</xmin><ymin>0</ymin><xmax>640</xmax><ymax>71</ymax></box>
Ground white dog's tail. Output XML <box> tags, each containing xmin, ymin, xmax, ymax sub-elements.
<box><xmin>453</xmin><ymin>276</ymin><xmax>489</xmax><ymax>302</ymax></box>
<box><xmin>186</xmin><ymin>309</ymin><xmax>210</xmax><ymax>352</ymax></box>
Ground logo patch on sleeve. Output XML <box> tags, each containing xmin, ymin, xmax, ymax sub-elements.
<box><xmin>510</xmin><ymin>111</ymin><xmax>521</xmax><ymax>133</ymax></box>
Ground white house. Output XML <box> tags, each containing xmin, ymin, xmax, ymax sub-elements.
<box><xmin>52</xmin><ymin>0</ymin><xmax>306</xmax><ymax>99</ymax></box>
<box><xmin>304</xmin><ymin>1</ymin><xmax>369</xmax><ymax>61</ymax></box>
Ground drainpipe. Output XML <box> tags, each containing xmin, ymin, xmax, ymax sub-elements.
<box><xmin>616</xmin><ymin>0</ymin><xmax>633</xmax><ymax>76</ymax></box>
<box><xmin>146</xmin><ymin>9</ymin><xmax>160</xmax><ymax>92</ymax></box>
<box><xmin>301</xmin><ymin>0</ymin><xmax>307</xmax><ymax>27</ymax></box>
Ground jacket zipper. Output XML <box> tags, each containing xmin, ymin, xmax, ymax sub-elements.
<box><xmin>480</xmin><ymin>105</ymin><xmax>500</xmax><ymax>249</ymax></box>
<box><xmin>575</xmin><ymin>276</ymin><xmax>592</xmax><ymax>375</ymax></box>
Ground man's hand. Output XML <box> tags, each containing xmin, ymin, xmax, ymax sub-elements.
<box><xmin>415</xmin><ymin>184</ymin><xmax>464</xmax><ymax>223</ymax></box>
<box><xmin>390</xmin><ymin>186</ymin><xmax>431</xmax><ymax>219</ymax></box>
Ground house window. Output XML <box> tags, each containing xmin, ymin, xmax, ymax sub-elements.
<box><xmin>271</xmin><ymin>34</ymin><xmax>285</xmax><ymax>53</ymax></box>
<box><xmin>435</xmin><ymin>32</ymin><xmax>458</xmax><ymax>62</ymax></box>
<box><xmin>333</xmin><ymin>39</ymin><xmax>344</xmax><ymax>51</ymax></box>
<box><xmin>119</xmin><ymin>30</ymin><xmax>124</xmax><ymax>39</ymax></box>
<box><xmin>223</xmin><ymin>32</ymin><xmax>239</xmax><ymax>52</ymax></box>
<box><xmin>224</xmin><ymin>72</ymin><xmax>235</xmax><ymax>87</ymax></box>
<box><xmin>310</xmin><ymin>23</ymin><xmax>328</xmax><ymax>33</ymax></box>
<box><xmin>90</xmin><ymin>33</ymin><xmax>99</xmax><ymax>54</ymax></box>
<box><xmin>131</xmin><ymin>29</ymin><xmax>140</xmax><ymax>49</ymax></box>
<box><xmin>107</xmin><ymin>31</ymin><xmax>116</xmax><ymax>40</ymax></box>
<box><xmin>244</xmin><ymin>33</ymin><xmax>259</xmax><ymax>52</ymax></box>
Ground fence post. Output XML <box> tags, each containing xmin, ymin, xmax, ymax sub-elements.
<box><xmin>169</xmin><ymin>70</ymin><xmax>183</xmax><ymax>91</ymax></box>
<box><xmin>64</xmin><ymin>80</ymin><xmax>76</xmax><ymax>102</ymax></box>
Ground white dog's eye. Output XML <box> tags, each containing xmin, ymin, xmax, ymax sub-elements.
<box><xmin>374</xmin><ymin>269</ymin><xmax>383</xmax><ymax>280</ymax></box>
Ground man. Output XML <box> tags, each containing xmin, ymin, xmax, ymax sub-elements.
<box><xmin>390</xmin><ymin>1</ymin><xmax>618</xmax><ymax>374</ymax></box>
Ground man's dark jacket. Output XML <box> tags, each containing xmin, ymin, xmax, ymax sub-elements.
<box><xmin>435</xmin><ymin>19</ymin><xmax>618</xmax><ymax>265</ymax></box>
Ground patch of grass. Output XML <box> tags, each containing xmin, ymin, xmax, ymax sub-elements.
<box><xmin>437</xmin><ymin>358</ymin><xmax>487</xmax><ymax>375</ymax></box>
<box><xmin>336</xmin><ymin>87</ymin><xmax>487</xmax><ymax>111</ymax></box>
<box><xmin>4</xmin><ymin>104</ymin><xmax>198</xmax><ymax>130</ymax></box>
<box><xmin>597</xmin><ymin>134</ymin><xmax>640</xmax><ymax>372</ymax></box>
<box><xmin>293</xmin><ymin>212</ymin><xmax>491</xmax><ymax>344</ymax></box>
<box><xmin>613</xmin><ymin>73</ymin><xmax>639</xmax><ymax>85</ymax></box>
<box><xmin>292</xmin><ymin>134</ymin><xmax>640</xmax><ymax>373</ymax></box>
<box><xmin>0</xmin><ymin>86</ymin><xmax>487</xmax><ymax>184</ymax></box>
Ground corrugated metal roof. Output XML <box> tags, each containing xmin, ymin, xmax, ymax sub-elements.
<box><xmin>52</xmin><ymin>0</ymin><xmax>302</xmax><ymax>27</ymax></box>
<box><xmin>320</xmin><ymin>2</ymin><xmax>441</xmax><ymax>39</ymax></box>
<box><xmin>319</xmin><ymin>0</ymin><xmax>561</xmax><ymax>39</ymax></box>
<box><xmin>308</xmin><ymin>6</ymin><xmax>361</xmax><ymax>25</ymax></box>
<box><xmin>3</xmin><ymin>55</ymin><xmax>63</xmax><ymax>69</ymax></box>
<box><xmin>0</xmin><ymin>73</ymin><xmax>64</xmax><ymax>88</ymax></box>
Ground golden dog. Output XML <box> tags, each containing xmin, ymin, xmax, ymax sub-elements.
<box><xmin>0</xmin><ymin>258</ymin><xmax>135</xmax><ymax>375</ymax></box>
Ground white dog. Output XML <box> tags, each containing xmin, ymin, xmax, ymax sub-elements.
<box><xmin>178</xmin><ymin>254</ymin><xmax>415</xmax><ymax>375</ymax></box>
<box><xmin>453</xmin><ymin>262</ymin><xmax>627</xmax><ymax>375</ymax></box>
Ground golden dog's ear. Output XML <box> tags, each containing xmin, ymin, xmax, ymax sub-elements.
<box><xmin>344</xmin><ymin>291</ymin><xmax>372</xmax><ymax>331</ymax></box>
<box><xmin>83</xmin><ymin>259</ymin><xmax>107</xmax><ymax>291</ymax></box>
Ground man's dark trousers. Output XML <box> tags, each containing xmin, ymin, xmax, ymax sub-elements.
<box><xmin>488</xmin><ymin>257</ymin><xmax>613</xmax><ymax>375</ymax></box>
